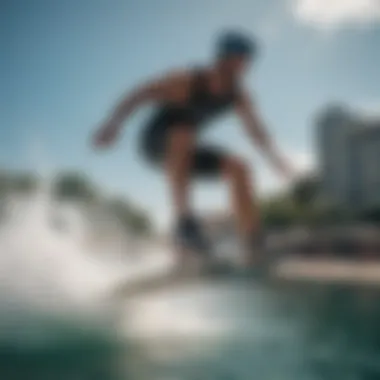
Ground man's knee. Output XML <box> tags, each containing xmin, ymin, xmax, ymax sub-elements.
<box><xmin>223</xmin><ymin>157</ymin><xmax>251</xmax><ymax>181</ymax></box>
<box><xmin>166</xmin><ymin>125</ymin><xmax>196</xmax><ymax>172</ymax></box>
<box><xmin>168</xmin><ymin>125</ymin><xmax>195</xmax><ymax>152</ymax></box>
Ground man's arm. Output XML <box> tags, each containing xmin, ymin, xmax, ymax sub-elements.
<box><xmin>235</xmin><ymin>90</ymin><xmax>293</xmax><ymax>178</ymax></box>
<box><xmin>93</xmin><ymin>71</ymin><xmax>191</xmax><ymax>147</ymax></box>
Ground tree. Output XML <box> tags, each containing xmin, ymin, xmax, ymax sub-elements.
<box><xmin>261</xmin><ymin>194</ymin><xmax>297</xmax><ymax>228</ymax></box>
<box><xmin>53</xmin><ymin>172</ymin><xmax>153</xmax><ymax>235</ymax></box>
<box><xmin>0</xmin><ymin>168</ymin><xmax>154</xmax><ymax>236</ymax></box>
<box><xmin>0</xmin><ymin>170</ymin><xmax>37</xmax><ymax>197</ymax></box>
<box><xmin>106</xmin><ymin>197</ymin><xmax>152</xmax><ymax>236</ymax></box>
<box><xmin>291</xmin><ymin>173</ymin><xmax>320</xmax><ymax>208</ymax></box>
<box><xmin>53</xmin><ymin>171</ymin><xmax>98</xmax><ymax>202</ymax></box>
<box><xmin>259</xmin><ymin>174</ymin><xmax>353</xmax><ymax>228</ymax></box>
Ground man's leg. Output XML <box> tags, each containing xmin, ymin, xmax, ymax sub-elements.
<box><xmin>189</xmin><ymin>146</ymin><xmax>261</xmax><ymax>266</ymax></box>
<box><xmin>165</xmin><ymin>125</ymin><xmax>195</xmax><ymax>219</ymax></box>
<box><xmin>222</xmin><ymin>156</ymin><xmax>261</xmax><ymax>265</ymax></box>
<box><xmin>164</xmin><ymin>126</ymin><xmax>211</xmax><ymax>263</ymax></box>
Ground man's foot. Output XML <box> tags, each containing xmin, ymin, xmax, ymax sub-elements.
<box><xmin>174</xmin><ymin>215</ymin><xmax>213</xmax><ymax>259</ymax></box>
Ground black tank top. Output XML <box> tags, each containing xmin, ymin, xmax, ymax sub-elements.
<box><xmin>152</xmin><ymin>68</ymin><xmax>239</xmax><ymax>130</ymax></box>
<box><xmin>187</xmin><ymin>68</ymin><xmax>239</xmax><ymax>124</ymax></box>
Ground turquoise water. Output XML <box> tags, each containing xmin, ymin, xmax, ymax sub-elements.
<box><xmin>125</xmin><ymin>279</ymin><xmax>380</xmax><ymax>380</ymax></box>
<box><xmin>2</xmin><ymin>192</ymin><xmax>379</xmax><ymax>379</ymax></box>
<box><xmin>3</xmin><ymin>278</ymin><xmax>379</xmax><ymax>380</ymax></box>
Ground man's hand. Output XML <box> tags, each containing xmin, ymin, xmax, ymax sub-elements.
<box><xmin>266</xmin><ymin>147</ymin><xmax>296</xmax><ymax>181</ymax></box>
<box><xmin>92</xmin><ymin>121</ymin><xmax>120</xmax><ymax>149</ymax></box>
<box><xmin>236</xmin><ymin>91</ymin><xmax>297</xmax><ymax>182</ymax></box>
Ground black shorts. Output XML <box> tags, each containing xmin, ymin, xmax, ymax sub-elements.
<box><xmin>140</xmin><ymin>109</ymin><xmax>228</xmax><ymax>178</ymax></box>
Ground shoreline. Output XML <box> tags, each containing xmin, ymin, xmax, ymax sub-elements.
<box><xmin>273</xmin><ymin>256</ymin><xmax>380</xmax><ymax>286</ymax></box>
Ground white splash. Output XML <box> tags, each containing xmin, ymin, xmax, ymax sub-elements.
<box><xmin>0</xmin><ymin>181</ymin><xmax>169</xmax><ymax>347</ymax></box>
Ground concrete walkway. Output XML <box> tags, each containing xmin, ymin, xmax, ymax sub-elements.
<box><xmin>274</xmin><ymin>256</ymin><xmax>380</xmax><ymax>285</ymax></box>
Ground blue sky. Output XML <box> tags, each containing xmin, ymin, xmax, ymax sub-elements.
<box><xmin>2</xmin><ymin>0</ymin><xmax>380</xmax><ymax>228</ymax></box>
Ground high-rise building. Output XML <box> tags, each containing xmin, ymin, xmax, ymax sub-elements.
<box><xmin>317</xmin><ymin>105</ymin><xmax>380</xmax><ymax>211</ymax></box>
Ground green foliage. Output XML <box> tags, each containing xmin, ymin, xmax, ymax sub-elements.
<box><xmin>0</xmin><ymin>168</ymin><xmax>153</xmax><ymax>235</ymax></box>
<box><xmin>261</xmin><ymin>195</ymin><xmax>295</xmax><ymax>227</ymax></box>
<box><xmin>106</xmin><ymin>197</ymin><xmax>152</xmax><ymax>236</ymax></box>
<box><xmin>291</xmin><ymin>174</ymin><xmax>320</xmax><ymax>207</ymax></box>
<box><xmin>53</xmin><ymin>171</ymin><xmax>98</xmax><ymax>202</ymax></box>
<box><xmin>260</xmin><ymin>173</ymin><xmax>354</xmax><ymax>228</ymax></box>
<box><xmin>0</xmin><ymin>170</ymin><xmax>38</xmax><ymax>197</ymax></box>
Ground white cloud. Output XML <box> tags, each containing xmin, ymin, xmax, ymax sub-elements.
<box><xmin>293</xmin><ymin>0</ymin><xmax>380</xmax><ymax>29</ymax></box>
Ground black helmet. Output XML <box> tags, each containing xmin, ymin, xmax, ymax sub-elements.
<box><xmin>216</xmin><ymin>30</ymin><xmax>258</xmax><ymax>60</ymax></box>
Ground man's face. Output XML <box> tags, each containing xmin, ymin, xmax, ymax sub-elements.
<box><xmin>221</xmin><ymin>55</ymin><xmax>251</xmax><ymax>79</ymax></box>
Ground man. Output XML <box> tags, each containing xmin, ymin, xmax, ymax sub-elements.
<box><xmin>93</xmin><ymin>30</ymin><xmax>293</xmax><ymax>269</ymax></box>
